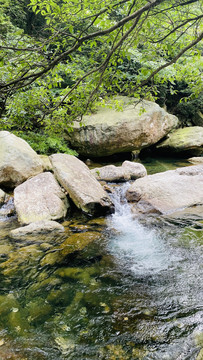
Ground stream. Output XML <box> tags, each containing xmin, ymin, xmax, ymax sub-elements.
<box><xmin>0</xmin><ymin>157</ymin><xmax>202</xmax><ymax>359</ymax></box>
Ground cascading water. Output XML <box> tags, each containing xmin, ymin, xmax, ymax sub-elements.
<box><xmin>0</xmin><ymin>172</ymin><xmax>202</xmax><ymax>359</ymax></box>
<box><xmin>107</xmin><ymin>183</ymin><xmax>178</xmax><ymax>275</ymax></box>
<box><xmin>105</xmin><ymin>182</ymin><xmax>203</xmax><ymax>360</ymax></box>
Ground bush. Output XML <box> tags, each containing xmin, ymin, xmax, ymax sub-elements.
<box><xmin>12</xmin><ymin>131</ymin><xmax>78</xmax><ymax>155</ymax></box>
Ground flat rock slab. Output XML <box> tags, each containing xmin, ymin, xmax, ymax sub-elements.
<box><xmin>66</xmin><ymin>97</ymin><xmax>178</xmax><ymax>157</ymax></box>
<box><xmin>9</xmin><ymin>220</ymin><xmax>65</xmax><ymax>239</ymax></box>
<box><xmin>50</xmin><ymin>154</ymin><xmax>114</xmax><ymax>215</ymax></box>
<box><xmin>126</xmin><ymin>165</ymin><xmax>203</xmax><ymax>218</ymax></box>
<box><xmin>156</xmin><ymin>127</ymin><xmax>203</xmax><ymax>156</ymax></box>
<box><xmin>0</xmin><ymin>131</ymin><xmax>43</xmax><ymax>189</ymax></box>
<box><xmin>14</xmin><ymin>172</ymin><xmax>69</xmax><ymax>224</ymax></box>
<box><xmin>91</xmin><ymin>161</ymin><xmax>147</xmax><ymax>182</ymax></box>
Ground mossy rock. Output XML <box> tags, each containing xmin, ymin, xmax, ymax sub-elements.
<box><xmin>41</xmin><ymin>231</ymin><xmax>101</xmax><ymax>266</ymax></box>
<box><xmin>156</xmin><ymin>127</ymin><xmax>203</xmax><ymax>156</ymax></box>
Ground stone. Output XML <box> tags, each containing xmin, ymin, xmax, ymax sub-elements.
<box><xmin>196</xmin><ymin>348</ymin><xmax>203</xmax><ymax>360</ymax></box>
<box><xmin>9</xmin><ymin>220</ymin><xmax>65</xmax><ymax>239</ymax></box>
<box><xmin>126</xmin><ymin>164</ymin><xmax>203</xmax><ymax>219</ymax></box>
<box><xmin>26</xmin><ymin>298</ymin><xmax>52</xmax><ymax>325</ymax></box>
<box><xmin>91</xmin><ymin>161</ymin><xmax>147</xmax><ymax>182</ymax></box>
<box><xmin>91</xmin><ymin>165</ymin><xmax>129</xmax><ymax>182</ymax></box>
<box><xmin>0</xmin><ymin>244</ymin><xmax>42</xmax><ymax>276</ymax></box>
<box><xmin>65</xmin><ymin>96</ymin><xmax>178</xmax><ymax>157</ymax></box>
<box><xmin>0</xmin><ymin>131</ymin><xmax>43</xmax><ymax>189</ymax></box>
<box><xmin>121</xmin><ymin>160</ymin><xmax>147</xmax><ymax>180</ymax></box>
<box><xmin>40</xmin><ymin>231</ymin><xmax>101</xmax><ymax>266</ymax></box>
<box><xmin>39</xmin><ymin>154</ymin><xmax>53</xmax><ymax>171</ymax></box>
<box><xmin>0</xmin><ymin>189</ymin><xmax>6</xmax><ymax>205</ymax></box>
<box><xmin>188</xmin><ymin>157</ymin><xmax>203</xmax><ymax>164</ymax></box>
<box><xmin>14</xmin><ymin>172</ymin><xmax>69</xmax><ymax>224</ymax></box>
<box><xmin>50</xmin><ymin>153</ymin><xmax>114</xmax><ymax>215</ymax></box>
<box><xmin>156</xmin><ymin>126</ymin><xmax>203</xmax><ymax>156</ymax></box>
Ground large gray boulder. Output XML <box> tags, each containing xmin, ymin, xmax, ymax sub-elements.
<box><xmin>9</xmin><ymin>220</ymin><xmax>65</xmax><ymax>239</ymax></box>
<box><xmin>14</xmin><ymin>172</ymin><xmax>69</xmax><ymax>224</ymax></box>
<box><xmin>50</xmin><ymin>154</ymin><xmax>114</xmax><ymax>215</ymax></box>
<box><xmin>0</xmin><ymin>131</ymin><xmax>43</xmax><ymax>189</ymax></box>
<box><xmin>91</xmin><ymin>161</ymin><xmax>147</xmax><ymax>182</ymax></box>
<box><xmin>126</xmin><ymin>165</ymin><xmax>203</xmax><ymax>218</ymax></box>
<box><xmin>66</xmin><ymin>97</ymin><xmax>178</xmax><ymax>157</ymax></box>
<box><xmin>156</xmin><ymin>127</ymin><xmax>203</xmax><ymax>156</ymax></box>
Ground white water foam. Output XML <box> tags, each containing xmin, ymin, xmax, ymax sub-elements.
<box><xmin>107</xmin><ymin>183</ymin><xmax>175</xmax><ymax>275</ymax></box>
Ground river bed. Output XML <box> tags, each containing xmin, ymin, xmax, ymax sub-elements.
<box><xmin>0</xmin><ymin>157</ymin><xmax>202</xmax><ymax>360</ymax></box>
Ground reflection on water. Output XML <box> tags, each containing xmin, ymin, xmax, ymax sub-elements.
<box><xmin>0</xmin><ymin>163</ymin><xmax>202</xmax><ymax>359</ymax></box>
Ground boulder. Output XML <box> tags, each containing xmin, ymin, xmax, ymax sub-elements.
<box><xmin>41</xmin><ymin>231</ymin><xmax>101</xmax><ymax>266</ymax></box>
<box><xmin>9</xmin><ymin>220</ymin><xmax>65</xmax><ymax>239</ymax></box>
<box><xmin>66</xmin><ymin>97</ymin><xmax>178</xmax><ymax>157</ymax></box>
<box><xmin>91</xmin><ymin>161</ymin><xmax>147</xmax><ymax>182</ymax></box>
<box><xmin>14</xmin><ymin>172</ymin><xmax>69</xmax><ymax>224</ymax></box>
<box><xmin>156</xmin><ymin>127</ymin><xmax>203</xmax><ymax>156</ymax></box>
<box><xmin>188</xmin><ymin>157</ymin><xmax>203</xmax><ymax>164</ymax></box>
<box><xmin>50</xmin><ymin>154</ymin><xmax>114</xmax><ymax>215</ymax></box>
<box><xmin>126</xmin><ymin>165</ymin><xmax>203</xmax><ymax>219</ymax></box>
<box><xmin>122</xmin><ymin>160</ymin><xmax>147</xmax><ymax>180</ymax></box>
<box><xmin>0</xmin><ymin>131</ymin><xmax>43</xmax><ymax>189</ymax></box>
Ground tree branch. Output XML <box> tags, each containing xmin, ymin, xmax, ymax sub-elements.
<box><xmin>138</xmin><ymin>30</ymin><xmax>203</xmax><ymax>88</ymax></box>
<box><xmin>0</xmin><ymin>0</ymin><xmax>166</xmax><ymax>92</ymax></box>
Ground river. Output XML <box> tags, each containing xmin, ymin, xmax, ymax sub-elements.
<box><xmin>0</xmin><ymin>157</ymin><xmax>202</xmax><ymax>359</ymax></box>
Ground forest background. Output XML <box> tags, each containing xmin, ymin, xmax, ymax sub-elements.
<box><xmin>0</xmin><ymin>0</ymin><xmax>202</xmax><ymax>155</ymax></box>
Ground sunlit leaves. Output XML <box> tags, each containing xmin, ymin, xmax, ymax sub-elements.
<box><xmin>0</xmin><ymin>0</ymin><xmax>202</xmax><ymax>138</ymax></box>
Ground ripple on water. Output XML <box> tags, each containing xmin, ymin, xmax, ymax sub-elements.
<box><xmin>0</xmin><ymin>182</ymin><xmax>202</xmax><ymax>359</ymax></box>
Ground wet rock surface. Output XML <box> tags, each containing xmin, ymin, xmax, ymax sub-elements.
<box><xmin>50</xmin><ymin>153</ymin><xmax>114</xmax><ymax>215</ymax></box>
<box><xmin>14</xmin><ymin>172</ymin><xmax>69</xmax><ymax>224</ymax></box>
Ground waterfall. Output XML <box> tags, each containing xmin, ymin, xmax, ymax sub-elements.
<box><xmin>107</xmin><ymin>183</ymin><xmax>175</xmax><ymax>275</ymax></box>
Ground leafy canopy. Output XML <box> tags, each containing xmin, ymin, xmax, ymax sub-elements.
<box><xmin>0</xmin><ymin>0</ymin><xmax>202</xmax><ymax>136</ymax></box>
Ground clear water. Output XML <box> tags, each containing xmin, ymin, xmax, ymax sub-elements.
<box><xmin>0</xmin><ymin>158</ymin><xmax>202</xmax><ymax>360</ymax></box>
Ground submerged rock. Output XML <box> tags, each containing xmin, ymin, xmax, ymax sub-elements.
<box><xmin>14</xmin><ymin>172</ymin><xmax>69</xmax><ymax>224</ymax></box>
<box><xmin>66</xmin><ymin>97</ymin><xmax>178</xmax><ymax>157</ymax></box>
<box><xmin>0</xmin><ymin>244</ymin><xmax>43</xmax><ymax>276</ymax></box>
<box><xmin>50</xmin><ymin>154</ymin><xmax>114</xmax><ymax>215</ymax></box>
<box><xmin>126</xmin><ymin>164</ymin><xmax>203</xmax><ymax>219</ymax></box>
<box><xmin>156</xmin><ymin>126</ymin><xmax>203</xmax><ymax>156</ymax></box>
<box><xmin>9</xmin><ymin>220</ymin><xmax>65</xmax><ymax>239</ymax></box>
<box><xmin>0</xmin><ymin>131</ymin><xmax>43</xmax><ymax>189</ymax></box>
<box><xmin>41</xmin><ymin>231</ymin><xmax>101</xmax><ymax>266</ymax></box>
<box><xmin>91</xmin><ymin>161</ymin><xmax>147</xmax><ymax>182</ymax></box>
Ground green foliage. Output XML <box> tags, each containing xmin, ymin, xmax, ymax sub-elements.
<box><xmin>0</xmin><ymin>0</ymin><xmax>202</xmax><ymax>138</ymax></box>
<box><xmin>12</xmin><ymin>131</ymin><xmax>78</xmax><ymax>155</ymax></box>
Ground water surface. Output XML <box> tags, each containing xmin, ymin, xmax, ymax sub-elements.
<box><xmin>0</xmin><ymin>158</ymin><xmax>202</xmax><ymax>360</ymax></box>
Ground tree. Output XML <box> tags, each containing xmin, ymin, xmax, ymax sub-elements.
<box><xmin>0</xmin><ymin>0</ymin><xmax>202</xmax><ymax>135</ymax></box>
